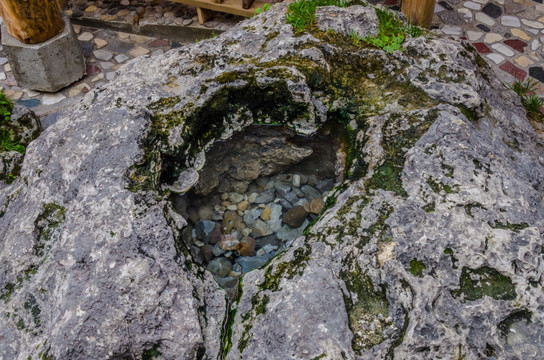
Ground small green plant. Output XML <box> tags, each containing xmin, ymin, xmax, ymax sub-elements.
<box><xmin>510</xmin><ymin>78</ymin><xmax>537</xmax><ymax>97</ymax></box>
<box><xmin>524</xmin><ymin>94</ymin><xmax>544</xmax><ymax>113</ymax></box>
<box><xmin>0</xmin><ymin>90</ymin><xmax>13</xmax><ymax>123</ymax></box>
<box><xmin>255</xmin><ymin>2</ymin><xmax>271</xmax><ymax>14</ymax></box>
<box><xmin>286</xmin><ymin>0</ymin><xmax>350</xmax><ymax>33</ymax></box>
<box><xmin>362</xmin><ymin>7</ymin><xmax>427</xmax><ymax>53</ymax></box>
<box><xmin>364</xmin><ymin>7</ymin><xmax>409</xmax><ymax>53</ymax></box>
<box><xmin>0</xmin><ymin>128</ymin><xmax>25</xmax><ymax>154</ymax></box>
<box><xmin>349</xmin><ymin>31</ymin><xmax>362</xmax><ymax>46</ymax></box>
<box><xmin>406</xmin><ymin>23</ymin><xmax>423</xmax><ymax>38</ymax></box>
<box><xmin>510</xmin><ymin>79</ymin><xmax>544</xmax><ymax>121</ymax></box>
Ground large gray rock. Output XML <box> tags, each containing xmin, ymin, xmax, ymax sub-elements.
<box><xmin>0</xmin><ymin>3</ymin><xmax>543</xmax><ymax>360</ymax></box>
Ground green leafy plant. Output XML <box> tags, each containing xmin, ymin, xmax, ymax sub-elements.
<box><xmin>255</xmin><ymin>2</ymin><xmax>271</xmax><ymax>14</ymax></box>
<box><xmin>365</xmin><ymin>8</ymin><xmax>405</xmax><ymax>52</ymax></box>
<box><xmin>364</xmin><ymin>7</ymin><xmax>411</xmax><ymax>53</ymax></box>
<box><xmin>0</xmin><ymin>90</ymin><xmax>13</xmax><ymax>123</ymax></box>
<box><xmin>0</xmin><ymin>128</ymin><xmax>25</xmax><ymax>154</ymax></box>
<box><xmin>286</xmin><ymin>0</ymin><xmax>350</xmax><ymax>33</ymax></box>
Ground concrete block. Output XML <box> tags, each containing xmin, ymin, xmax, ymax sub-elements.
<box><xmin>1</xmin><ymin>15</ymin><xmax>86</xmax><ymax>92</ymax></box>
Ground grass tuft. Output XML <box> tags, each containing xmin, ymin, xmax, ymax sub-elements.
<box><xmin>286</xmin><ymin>0</ymin><xmax>351</xmax><ymax>33</ymax></box>
<box><xmin>510</xmin><ymin>79</ymin><xmax>544</xmax><ymax>121</ymax></box>
<box><xmin>523</xmin><ymin>94</ymin><xmax>544</xmax><ymax>114</ymax></box>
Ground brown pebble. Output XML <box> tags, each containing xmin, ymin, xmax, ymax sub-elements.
<box><xmin>238</xmin><ymin>236</ymin><xmax>256</xmax><ymax>257</ymax></box>
<box><xmin>238</xmin><ymin>200</ymin><xmax>249</xmax><ymax>212</ymax></box>
<box><xmin>209</xmin><ymin>223</ymin><xmax>222</xmax><ymax>245</ymax></box>
<box><xmin>201</xmin><ymin>244</ymin><xmax>213</xmax><ymax>262</ymax></box>
<box><xmin>282</xmin><ymin>205</ymin><xmax>308</xmax><ymax>228</ymax></box>
<box><xmin>260</xmin><ymin>206</ymin><xmax>271</xmax><ymax>221</ymax></box>
<box><xmin>305</xmin><ymin>198</ymin><xmax>324</xmax><ymax>215</ymax></box>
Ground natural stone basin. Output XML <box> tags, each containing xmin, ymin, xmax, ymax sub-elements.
<box><xmin>2</xmin><ymin>3</ymin><xmax>544</xmax><ymax>359</ymax></box>
<box><xmin>169</xmin><ymin>124</ymin><xmax>346</xmax><ymax>293</ymax></box>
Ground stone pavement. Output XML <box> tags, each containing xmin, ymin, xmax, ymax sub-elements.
<box><xmin>432</xmin><ymin>0</ymin><xmax>544</xmax><ymax>91</ymax></box>
<box><xmin>0</xmin><ymin>24</ymin><xmax>183</xmax><ymax>117</ymax></box>
<box><xmin>0</xmin><ymin>0</ymin><xmax>543</xmax><ymax>115</ymax></box>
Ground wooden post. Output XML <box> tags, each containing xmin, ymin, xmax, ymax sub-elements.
<box><xmin>0</xmin><ymin>0</ymin><xmax>65</xmax><ymax>44</ymax></box>
<box><xmin>57</xmin><ymin>0</ymin><xmax>69</xmax><ymax>10</ymax></box>
<box><xmin>401</xmin><ymin>0</ymin><xmax>436</xmax><ymax>28</ymax></box>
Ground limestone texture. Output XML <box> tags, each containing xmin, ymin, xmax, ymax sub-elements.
<box><xmin>0</xmin><ymin>3</ymin><xmax>543</xmax><ymax>360</ymax></box>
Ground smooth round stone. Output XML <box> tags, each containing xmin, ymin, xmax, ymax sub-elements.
<box><xmin>283</xmin><ymin>206</ymin><xmax>308</xmax><ymax>228</ymax></box>
<box><xmin>305</xmin><ymin>198</ymin><xmax>324</xmax><ymax>215</ymax></box>
<box><xmin>229</xmin><ymin>193</ymin><xmax>244</xmax><ymax>203</ymax></box>
<box><xmin>207</xmin><ymin>257</ymin><xmax>232</xmax><ymax>277</ymax></box>
<box><xmin>248</xmin><ymin>193</ymin><xmax>258</xmax><ymax>203</ymax></box>
<box><xmin>78</xmin><ymin>32</ymin><xmax>94</xmax><ymax>41</ymax></box>
<box><xmin>251</xmin><ymin>219</ymin><xmax>273</xmax><ymax>238</ymax></box>
<box><xmin>237</xmin><ymin>200</ymin><xmax>249</xmax><ymax>212</ymax></box>
<box><xmin>198</xmin><ymin>206</ymin><xmax>213</xmax><ymax>220</ymax></box>
<box><xmin>260</xmin><ymin>206</ymin><xmax>271</xmax><ymax>221</ymax></box>
<box><xmin>293</xmin><ymin>174</ymin><xmax>301</xmax><ymax>187</ymax></box>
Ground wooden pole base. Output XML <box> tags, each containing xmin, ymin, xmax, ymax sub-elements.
<box><xmin>0</xmin><ymin>0</ymin><xmax>65</xmax><ymax>44</ymax></box>
<box><xmin>401</xmin><ymin>0</ymin><xmax>437</xmax><ymax>28</ymax></box>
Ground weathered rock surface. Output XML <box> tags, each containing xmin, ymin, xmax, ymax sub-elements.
<box><xmin>0</xmin><ymin>2</ymin><xmax>543</xmax><ymax>360</ymax></box>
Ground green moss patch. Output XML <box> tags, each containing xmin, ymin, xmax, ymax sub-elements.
<box><xmin>23</xmin><ymin>294</ymin><xmax>41</xmax><ymax>329</ymax></box>
<box><xmin>444</xmin><ymin>248</ymin><xmax>458</xmax><ymax>269</ymax></box>
<box><xmin>426</xmin><ymin>177</ymin><xmax>455</xmax><ymax>194</ymax></box>
<box><xmin>341</xmin><ymin>260</ymin><xmax>389</xmax><ymax>353</ymax></box>
<box><xmin>34</xmin><ymin>203</ymin><xmax>67</xmax><ymax>257</ymax></box>
<box><xmin>368</xmin><ymin>110</ymin><xmax>439</xmax><ymax>197</ymax></box>
<box><xmin>464</xmin><ymin>202</ymin><xmax>485</xmax><ymax>218</ymax></box>
<box><xmin>142</xmin><ymin>344</ymin><xmax>162</xmax><ymax>360</ymax></box>
<box><xmin>452</xmin><ymin>266</ymin><xmax>516</xmax><ymax>302</ymax></box>
<box><xmin>259</xmin><ymin>244</ymin><xmax>312</xmax><ymax>292</ymax></box>
<box><xmin>409</xmin><ymin>259</ymin><xmax>426</xmax><ymax>277</ymax></box>
<box><xmin>489</xmin><ymin>221</ymin><xmax>529</xmax><ymax>232</ymax></box>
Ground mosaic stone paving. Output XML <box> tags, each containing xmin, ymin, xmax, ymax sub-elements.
<box><xmin>431</xmin><ymin>0</ymin><xmax>544</xmax><ymax>91</ymax></box>
<box><xmin>0</xmin><ymin>0</ymin><xmax>543</xmax><ymax>110</ymax></box>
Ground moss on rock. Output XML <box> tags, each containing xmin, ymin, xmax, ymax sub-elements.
<box><xmin>452</xmin><ymin>266</ymin><xmax>516</xmax><ymax>302</ymax></box>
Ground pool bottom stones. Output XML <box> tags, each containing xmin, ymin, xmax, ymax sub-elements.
<box><xmin>169</xmin><ymin>125</ymin><xmax>346</xmax><ymax>295</ymax></box>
